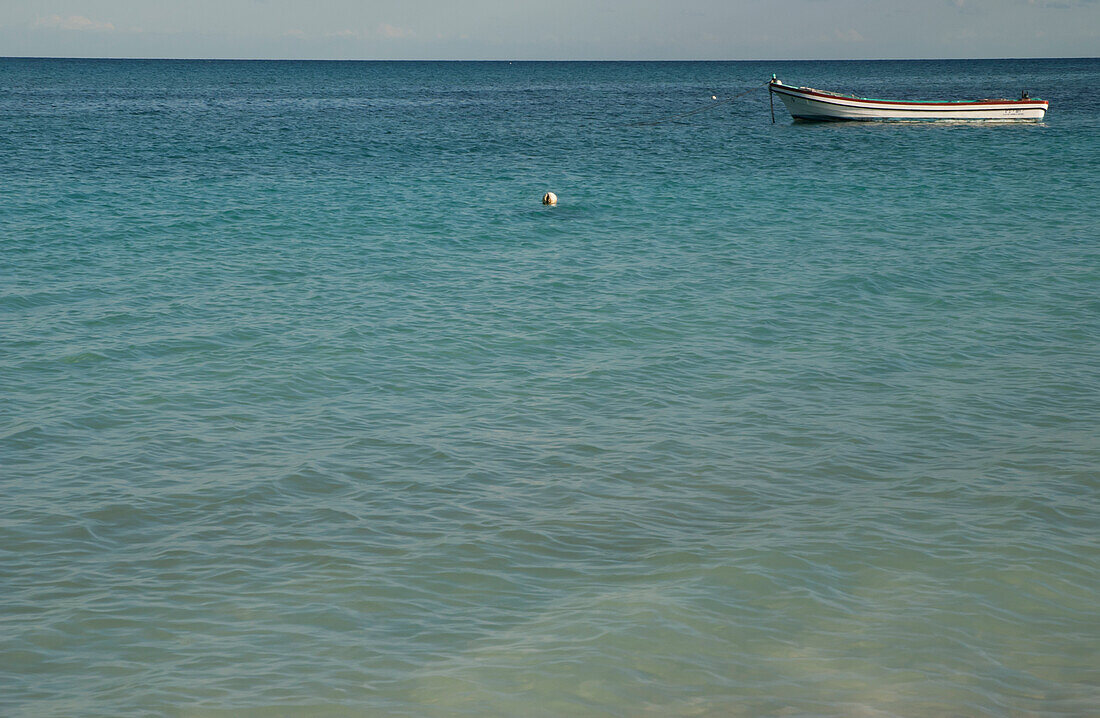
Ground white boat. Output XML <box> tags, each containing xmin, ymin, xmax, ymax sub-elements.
<box><xmin>769</xmin><ymin>77</ymin><xmax>1048</xmax><ymax>122</ymax></box>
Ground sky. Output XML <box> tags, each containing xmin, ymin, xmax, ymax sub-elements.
<box><xmin>1</xmin><ymin>1</ymin><xmax>1098</xmax><ymax>60</ymax></box>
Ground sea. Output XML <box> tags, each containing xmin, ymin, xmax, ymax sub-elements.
<box><xmin>2</xmin><ymin>58</ymin><xmax>1098</xmax><ymax>717</ymax></box>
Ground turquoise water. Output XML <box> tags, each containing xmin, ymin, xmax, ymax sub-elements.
<box><xmin>2</xmin><ymin>58</ymin><xmax>1099</xmax><ymax>716</ymax></box>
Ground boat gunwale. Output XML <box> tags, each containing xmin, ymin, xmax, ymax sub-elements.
<box><xmin>769</xmin><ymin>82</ymin><xmax>1048</xmax><ymax>108</ymax></box>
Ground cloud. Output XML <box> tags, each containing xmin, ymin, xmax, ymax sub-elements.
<box><xmin>378</xmin><ymin>23</ymin><xmax>414</xmax><ymax>39</ymax></box>
<box><xmin>1028</xmin><ymin>0</ymin><xmax>1097</xmax><ymax>6</ymax></box>
<box><xmin>33</xmin><ymin>15</ymin><xmax>115</xmax><ymax>32</ymax></box>
<box><xmin>819</xmin><ymin>27</ymin><xmax>864</xmax><ymax>43</ymax></box>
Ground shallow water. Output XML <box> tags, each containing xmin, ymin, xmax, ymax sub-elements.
<box><xmin>2</xmin><ymin>58</ymin><xmax>1099</xmax><ymax>716</ymax></box>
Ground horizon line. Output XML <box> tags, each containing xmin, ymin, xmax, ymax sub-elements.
<box><xmin>3</xmin><ymin>55</ymin><xmax>1098</xmax><ymax>63</ymax></box>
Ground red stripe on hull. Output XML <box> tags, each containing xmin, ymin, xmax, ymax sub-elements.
<box><xmin>770</xmin><ymin>83</ymin><xmax>1047</xmax><ymax>110</ymax></box>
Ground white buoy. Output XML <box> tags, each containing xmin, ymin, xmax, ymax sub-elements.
<box><xmin>542</xmin><ymin>192</ymin><xmax>557</xmax><ymax>206</ymax></box>
<box><xmin>711</xmin><ymin>95</ymin><xmax>717</xmax><ymax>100</ymax></box>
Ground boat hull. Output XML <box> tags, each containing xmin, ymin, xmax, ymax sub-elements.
<box><xmin>770</xmin><ymin>82</ymin><xmax>1048</xmax><ymax>122</ymax></box>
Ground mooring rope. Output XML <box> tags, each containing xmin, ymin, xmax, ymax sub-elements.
<box><xmin>624</xmin><ymin>79</ymin><xmax>772</xmax><ymax>127</ymax></box>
